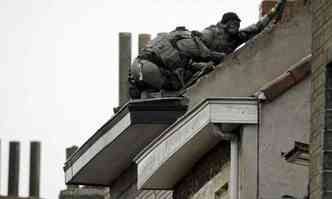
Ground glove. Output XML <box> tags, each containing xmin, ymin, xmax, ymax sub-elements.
<box><xmin>210</xmin><ymin>52</ymin><xmax>226</xmax><ymax>64</ymax></box>
<box><xmin>206</xmin><ymin>63</ymin><xmax>216</xmax><ymax>71</ymax></box>
<box><xmin>268</xmin><ymin>0</ymin><xmax>286</xmax><ymax>18</ymax></box>
<box><xmin>191</xmin><ymin>30</ymin><xmax>202</xmax><ymax>38</ymax></box>
<box><xmin>274</xmin><ymin>0</ymin><xmax>287</xmax><ymax>23</ymax></box>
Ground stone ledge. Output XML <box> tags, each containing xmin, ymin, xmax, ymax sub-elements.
<box><xmin>64</xmin><ymin>97</ymin><xmax>187</xmax><ymax>186</ymax></box>
<box><xmin>135</xmin><ymin>98</ymin><xmax>258</xmax><ymax>190</ymax></box>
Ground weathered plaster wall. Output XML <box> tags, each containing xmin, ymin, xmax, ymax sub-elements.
<box><xmin>173</xmin><ymin>141</ymin><xmax>230</xmax><ymax>199</ymax></box>
<box><xmin>259</xmin><ymin>77</ymin><xmax>310</xmax><ymax>199</ymax></box>
<box><xmin>172</xmin><ymin>78</ymin><xmax>310</xmax><ymax>199</ymax></box>
<box><xmin>110</xmin><ymin>2</ymin><xmax>311</xmax><ymax>199</ymax></box>
<box><xmin>171</xmin><ymin>3</ymin><xmax>311</xmax><ymax>199</ymax></box>
<box><xmin>186</xmin><ymin>3</ymin><xmax>311</xmax><ymax>109</ymax></box>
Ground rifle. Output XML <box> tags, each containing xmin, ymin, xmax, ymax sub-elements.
<box><xmin>181</xmin><ymin>61</ymin><xmax>215</xmax><ymax>91</ymax></box>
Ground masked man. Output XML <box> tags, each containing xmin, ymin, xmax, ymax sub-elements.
<box><xmin>129</xmin><ymin>26</ymin><xmax>226</xmax><ymax>99</ymax></box>
<box><xmin>199</xmin><ymin>0</ymin><xmax>286</xmax><ymax>54</ymax></box>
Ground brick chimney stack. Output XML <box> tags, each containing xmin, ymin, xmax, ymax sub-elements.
<box><xmin>260</xmin><ymin>0</ymin><xmax>296</xmax><ymax>23</ymax></box>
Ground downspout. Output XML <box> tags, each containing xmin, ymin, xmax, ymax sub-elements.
<box><xmin>230</xmin><ymin>136</ymin><xmax>239</xmax><ymax>199</ymax></box>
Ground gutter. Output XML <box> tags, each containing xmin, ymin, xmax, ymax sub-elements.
<box><xmin>254</xmin><ymin>54</ymin><xmax>312</xmax><ymax>102</ymax></box>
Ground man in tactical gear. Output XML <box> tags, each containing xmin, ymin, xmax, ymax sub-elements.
<box><xmin>199</xmin><ymin>0</ymin><xmax>286</xmax><ymax>54</ymax></box>
<box><xmin>129</xmin><ymin>26</ymin><xmax>226</xmax><ymax>99</ymax></box>
<box><xmin>129</xmin><ymin>0</ymin><xmax>286</xmax><ymax>99</ymax></box>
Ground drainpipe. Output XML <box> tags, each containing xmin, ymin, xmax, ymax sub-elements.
<box><xmin>230</xmin><ymin>136</ymin><xmax>239</xmax><ymax>199</ymax></box>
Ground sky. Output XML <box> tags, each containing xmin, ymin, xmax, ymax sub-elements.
<box><xmin>0</xmin><ymin>0</ymin><xmax>261</xmax><ymax>199</ymax></box>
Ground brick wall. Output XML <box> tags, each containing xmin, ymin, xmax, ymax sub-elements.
<box><xmin>260</xmin><ymin>0</ymin><xmax>297</xmax><ymax>23</ymax></box>
<box><xmin>310</xmin><ymin>0</ymin><xmax>332</xmax><ymax>199</ymax></box>
<box><xmin>173</xmin><ymin>141</ymin><xmax>230</xmax><ymax>199</ymax></box>
<box><xmin>109</xmin><ymin>165</ymin><xmax>172</xmax><ymax>199</ymax></box>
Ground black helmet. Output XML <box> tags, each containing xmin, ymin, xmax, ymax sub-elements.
<box><xmin>221</xmin><ymin>12</ymin><xmax>241</xmax><ymax>24</ymax></box>
<box><xmin>175</xmin><ymin>26</ymin><xmax>188</xmax><ymax>31</ymax></box>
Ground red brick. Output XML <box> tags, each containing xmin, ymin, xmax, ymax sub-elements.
<box><xmin>260</xmin><ymin>0</ymin><xmax>296</xmax><ymax>23</ymax></box>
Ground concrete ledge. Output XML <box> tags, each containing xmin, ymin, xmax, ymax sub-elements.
<box><xmin>59</xmin><ymin>187</ymin><xmax>109</xmax><ymax>199</ymax></box>
<box><xmin>64</xmin><ymin>97</ymin><xmax>187</xmax><ymax>186</ymax></box>
<box><xmin>135</xmin><ymin>98</ymin><xmax>258</xmax><ymax>190</ymax></box>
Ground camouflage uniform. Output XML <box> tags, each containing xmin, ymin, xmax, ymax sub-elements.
<box><xmin>200</xmin><ymin>0</ymin><xmax>286</xmax><ymax>54</ymax></box>
<box><xmin>129</xmin><ymin>27</ymin><xmax>224</xmax><ymax>99</ymax></box>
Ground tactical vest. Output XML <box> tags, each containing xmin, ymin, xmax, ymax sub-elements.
<box><xmin>147</xmin><ymin>30</ymin><xmax>191</xmax><ymax>70</ymax></box>
<box><xmin>204</xmin><ymin>25</ymin><xmax>241</xmax><ymax>54</ymax></box>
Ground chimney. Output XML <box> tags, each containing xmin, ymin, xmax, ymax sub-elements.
<box><xmin>260</xmin><ymin>0</ymin><xmax>296</xmax><ymax>23</ymax></box>
<box><xmin>8</xmin><ymin>141</ymin><xmax>20</xmax><ymax>196</ymax></box>
<box><xmin>29</xmin><ymin>141</ymin><xmax>41</xmax><ymax>198</ymax></box>
<box><xmin>118</xmin><ymin>32</ymin><xmax>132</xmax><ymax>106</ymax></box>
<box><xmin>138</xmin><ymin>34</ymin><xmax>151</xmax><ymax>54</ymax></box>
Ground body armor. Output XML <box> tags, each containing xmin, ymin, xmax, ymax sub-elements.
<box><xmin>129</xmin><ymin>27</ymin><xmax>226</xmax><ymax>99</ymax></box>
<box><xmin>202</xmin><ymin>25</ymin><xmax>241</xmax><ymax>54</ymax></box>
<box><xmin>130</xmin><ymin>28</ymin><xmax>199</xmax><ymax>94</ymax></box>
<box><xmin>147</xmin><ymin>29</ymin><xmax>191</xmax><ymax>71</ymax></box>
<box><xmin>200</xmin><ymin>10</ymin><xmax>279</xmax><ymax>55</ymax></box>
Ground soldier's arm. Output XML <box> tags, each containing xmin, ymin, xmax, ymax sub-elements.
<box><xmin>239</xmin><ymin>0</ymin><xmax>286</xmax><ymax>42</ymax></box>
<box><xmin>197</xmin><ymin>28</ymin><xmax>215</xmax><ymax>49</ymax></box>
<box><xmin>176</xmin><ymin>38</ymin><xmax>205</xmax><ymax>58</ymax></box>
<box><xmin>176</xmin><ymin>37</ymin><xmax>225</xmax><ymax>64</ymax></box>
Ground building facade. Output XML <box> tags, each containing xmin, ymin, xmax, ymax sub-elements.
<box><xmin>63</xmin><ymin>0</ymin><xmax>320</xmax><ymax>199</ymax></box>
<box><xmin>310</xmin><ymin>0</ymin><xmax>332</xmax><ymax>198</ymax></box>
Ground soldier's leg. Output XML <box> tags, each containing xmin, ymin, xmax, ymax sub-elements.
<box><xmin>130</xmin><ymin>58</ymin><xmax>165</xmax><ymax>98</ymax></box>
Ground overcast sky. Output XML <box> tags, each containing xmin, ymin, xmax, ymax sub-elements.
<box><xmin>0</xmin><ymin>0</ymin><xmax>261</xmax><ymax>199</ymax></box>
